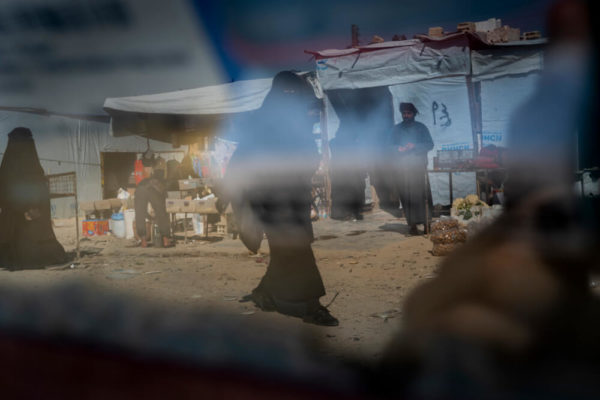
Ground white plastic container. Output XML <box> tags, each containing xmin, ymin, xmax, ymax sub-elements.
<box><xmin>111</xmin><ymin>213</ymin><xmax>126</xmax><ymax>238</ymax></box>
<box><xmin>192</xmin><ymin>214</ymin><xmax>204</xmax><ymax>235</ymax></box>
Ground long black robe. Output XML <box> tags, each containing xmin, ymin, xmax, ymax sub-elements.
<box><xmin>329</xmin><ymin>132</ymin><xmax>365</xmax><ymax>220</ymax></box>
<box><xmin>0</xmin><ymin>128</ymin><xmax>66</xmax><ymax>270</ymax></box>
<box><xmin>224</xmin><ymin>75</ymin><xmax>326</xmax><ymax>313</ymax></box>
<box><xmin>390</xmin><ymin>120</ymin><xmax>434</xmax><ymax>226</ymax></box>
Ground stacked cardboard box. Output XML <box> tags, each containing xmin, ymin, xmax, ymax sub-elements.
<box><xmin>457</xmin><ymin>22</ymin><xmax>475</xmax><ymax>33</ymax></box>
<box><xmin>474</xmin><ymin>18</ymin><xmax>502</xmax><ymax>33</ymax></box>
<box><xmin>165</xmin><ymin>197</ymin><xmax>218</xmax><ymax>214</ymax></box>
<box><xmin>522</xmin><ymin>31</ymin><xmax>541</xmax><ymax>40</ymax></box>
<box><xmin>80</xmin><ymin>198</ymin><xmax>131</xmax><ymax>214</ymax></box>
<box><xmin>486</xmin><ymin>26</ymin><xmax>521</xmax><ymax>43</ymax></box>
<box><xmin>428</xmin><ymin>26</ymin><xmax>444</xmax><ymax>38</ymax></box>
<box><xmin>178</xmin><ymin>178</ymin><xmax>202</xmax><ymax>190</ymax></box>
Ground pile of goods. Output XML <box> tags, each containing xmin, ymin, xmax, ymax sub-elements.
<box><xmin>430</xmin><ymin>218</ymin><xmax>468</xmax><ymax>256</ymax></box>
<box><xmin>451</xmin><ymin>194</ymin><xmax>489</xmax><ymax>221</ymax></box>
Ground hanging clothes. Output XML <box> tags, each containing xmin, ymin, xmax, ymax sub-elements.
<box><xmin>133</xmin><ymin>158</ymin><xmax>144</xmax><ymax>185</ymax></box>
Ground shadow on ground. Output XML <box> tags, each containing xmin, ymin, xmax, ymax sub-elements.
<box><xmin>378</xmin><ymin>223</ymin><xmax>410</xmax><ymax>235</ymax></box>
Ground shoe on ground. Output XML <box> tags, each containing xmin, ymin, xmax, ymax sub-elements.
<box><xmin>162</xmin><ymin>236</ymin><xmax>175</xmax><ymax>248</ymax></box>
<box><xmin>251</xmin><ymin>287</ymin><xmax>276</xmax><ymax>312</ymax></box>
<box><xmin>408</xmin><ymin>224</ymin><xmax>419</xmax><ymax>236</ymax></box>
<box><xmin>303</xmin><ymin>305</ymin><xmax>339</xmax><ymax>327</ymax></box>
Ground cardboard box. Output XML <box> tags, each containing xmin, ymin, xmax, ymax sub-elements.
<box><xmin>94</xmin><ymin>199</ymin><xmax>112</xmax><ymax>210</ymax></box>
<box><xmin>436</xmin><ymin>149</ymin><xmax>474</xmax><ymax>169</ymax></box>
<box><xmin>120</xmin><ymin>198</ymin><xmax>134</xmax><ymax>210</ymax></box>
<box><xmin>109</xmin><ymin>198</ymin><xmax>123</xmax><ymax>209</ymax></box>
<box><xmin>178</xmin><ymin>179</ymin><xmax>202</xmax><ymax>190</ymax></box>
<box><xmin>194</xmin><ymin>197</ymin><xmax>218</xmax><ymax>214</ymax></box>
<box><xmin>428</xmin><ymin>26</ymin><xmax>444</xmax><ymax>37</ymax></box>
<box><xmin>523</xmin><ymin>30</ymin><xmax>541</xmax><ymax>40</ymax></box>
<box><xmin>487</xmin><ymin>26</ymin><xmax>520</xmax><ymax>43</ymax></box>
<box><xmin>80</xmin><ymin>201</ymin><xmax>95</xmax><ymax>213</ymax></box>
<box><xmin>167</xmin><ymin>191</ymin><xmax>182</xmax><ymax>199</ymax></box>
<box><xmin>166</xmin><ymin>199</ymin><xmax>197</xmax><ymax>213</ymax></box>
<box><xmin>457</xmin><ymin>22</ymin><xmax>475</xmax><ymax>33</ymax></box>
<box><xmin>505</xmin><ymin>27</ymin><xmax>520</xmax><ymax>42</ymax></box>
<box><xmin>165</xmin><ymin>198</ymin><xmax>219</xmax><ymax>214</ymax></box>
<box><xmin>474</xmin><ymin>18</ymin><xmax>501</xmax><ymax>33</ymax></box>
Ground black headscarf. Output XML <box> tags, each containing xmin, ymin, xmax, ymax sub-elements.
<box><xmin>0</xmin><ymin>127</ymin><xmax>48</xmax><ymax>211</ymax></box>
<box><xmin>0</xmin><ymin>127</ymin><xmax>45</xmax><ymax>178</ymax></box>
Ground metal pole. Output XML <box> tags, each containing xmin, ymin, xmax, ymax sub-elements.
<box><xmin>449</xmin><ymin>171</ymin><xmax>454</xmax><ymax>205</ymax></box>
<box><xmin>184</xmin><ymin>212</ymin><xmax>187</xmax><ymax>243</ymax></box>
<box><xmin>74</xmin><ymin>173</ymin><xmax>80</xmax><ymax>260</ymax></box>
<box><xmin>425</xmin><ymin>172</ymin><xmax>430</xmax><ymax>234</ymax></box>
<box><xmin>321</xmin><ymin>93</ymin><xmax>331</xmax><ymax>217</ymax></box>
<box><xmin>465</xmin><ymin>76</ymin><xmax>482</xmax><ymax>157</ymax></box>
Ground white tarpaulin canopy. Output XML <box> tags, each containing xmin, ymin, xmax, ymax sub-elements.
<box><xmin>471</xmin><ymin>43</ymin><xmax>545</xmax><ymax>81</ymax></box>
<box><xmin>309</xmin><ymin>33</ymin><xmax>545</xmax><ymax>90</ymax></box>
<box><xmin>104</xmin><ymin>73</ymin><xmax>324</xmax><ymax>144</ymax></box>
<box><xmin>104</xmin><ymin>78</ymin><xmax>275</xmax><ymax>144</ymax></box>
<box><xmin>104</xmin><ymin>78</ymin><xmax>273</xmax><ymax>115</ymax></box>
<box><xmin>309</xmin><ymin>36</ymin><xmax>471</xmax><ymax>91</ymax></box>
<box><xmin>308</xmin><ymin>33</ymin><xmax>546</xmax><ymax>205</ymax></box>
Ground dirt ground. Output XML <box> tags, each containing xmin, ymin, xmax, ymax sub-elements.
<box><xmin>0</xmin><ymin>209</ymin><xmax>441</xmax><ymax>363</ymax></box>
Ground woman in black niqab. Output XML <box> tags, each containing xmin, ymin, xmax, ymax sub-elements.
<box><xmin>225</xmin><ymin>72</ymin><xmax>338</xmax><ymax>326</ymax></box>
<box><xmin>0</xmin><ymin>127</ymin><xmax>66</xmax><ymax>270</ymax></box>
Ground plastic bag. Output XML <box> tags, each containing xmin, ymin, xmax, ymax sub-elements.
<box><xmin>117</xmin><ymin>188</ymin><xmax>130</xmax><ymax>200</ymax></box>
<box><xmin>432</xmin><ymin>243</ymin><xmax>462</xmax><ymax>256</ymax></box>
<box><xmin>430</xmin><ymin>229</ymin><xmax>467</xmax><ymax>244</ymax></box>
<box><xmin>431</xmin><ymin>218</ymin><xmax>460</xmax><ymax>233</ymax></box>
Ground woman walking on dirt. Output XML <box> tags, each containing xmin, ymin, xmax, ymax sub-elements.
<box><xmin>224</xmin><ymin>71</ymin><xmax>338</xmax><ymax>326</ymax></box>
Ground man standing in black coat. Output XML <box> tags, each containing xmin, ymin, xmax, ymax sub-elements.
<box><xmin>391</xmin><ymin>103</ymin><xmax>434</xmax><ymax>235</ymax></box>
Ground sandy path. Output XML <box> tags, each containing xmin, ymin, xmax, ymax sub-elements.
<box><xmin>0</xmin><ymin>209</ymin><xmax>441</xmax><ymax>363</ymax></box>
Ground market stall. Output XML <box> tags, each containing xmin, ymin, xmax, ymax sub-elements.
<box><xmin>103</xmin><ymin>74</ymin><xmax>327</xmax><ymax>241</ymax></box>
<box><xmin>306</xmin><ymin>31</ymin><xmax>546</xmax><ymax>209</ymax></box>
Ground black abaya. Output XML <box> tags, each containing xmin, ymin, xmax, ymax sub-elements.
<box><xmin>224</xmin><ymin>73</ymin><xmax>326</xmax><ymax>314</ymax></box>
<box><xmin>0</xmin><ymin>128</ymin><xmax>66</xmax><ymax>270</ymax></box>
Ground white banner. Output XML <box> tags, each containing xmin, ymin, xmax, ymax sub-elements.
<box><xmin>480</xmin><ymin>73</ymin><xmax>541</xmax><ymax>147</ymax></box>
<box><xmin>0</xmin><ymin>0</ymin><xmax>224</xmax><ymax>115</ymax></box>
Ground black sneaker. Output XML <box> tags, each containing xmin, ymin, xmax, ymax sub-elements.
<box><xmin>303</xmin><ymin>306</ymin><xmax>339</xmax><ymax>326</ymax></box>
